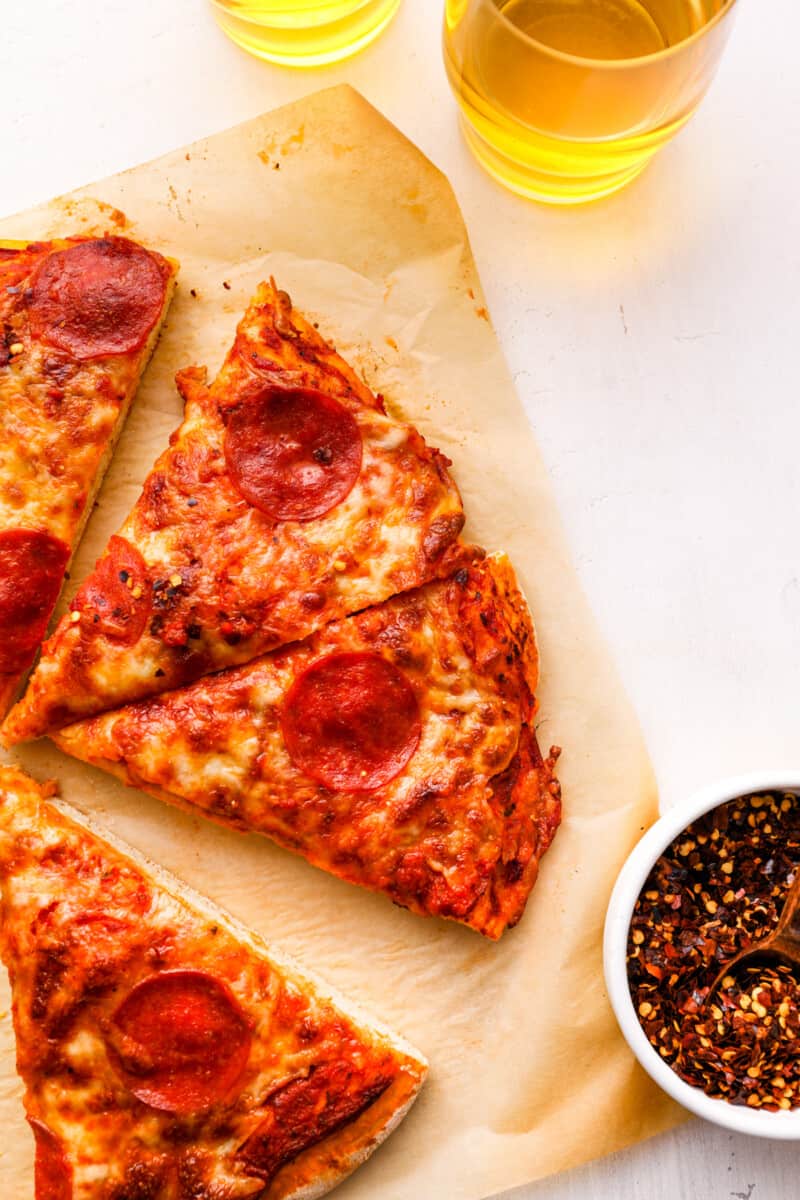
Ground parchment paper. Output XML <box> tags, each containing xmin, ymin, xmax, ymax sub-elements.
<box><xmin>0</xmin><ymin>86</ymin><xmax>683</xmax><ymax>1198</ymax></box>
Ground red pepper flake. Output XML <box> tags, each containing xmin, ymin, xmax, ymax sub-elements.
<box><xmin>628</xmin><ymin>790</ymin><xmax>800</xmax><ymax>1110</ymax></box>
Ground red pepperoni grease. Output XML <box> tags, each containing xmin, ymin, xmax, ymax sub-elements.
<box><xmin>106</xmin><ymin>970</ymin><xmax>253</xmax><ymax>1114</ymax></box>
<box><xmin>281</xmin><ymin>652</ymin><xmax>421</xmax><ymax>792</ymax></box>
<box><xmin>0</xmin><ymin>529</ymin><xmax>69</xmax><ymax>674</ymax></box>
<box><xmin>28</xmin><ymin>237</ymin><xmax>169</xmax><ymax>360</ymax></box>
<box><xmin>224</xmin><ymin>384</ymin><xmax>362</xmax><ymax>522</ymax></box>
<box><xmin>28</xmin><ymin>1119</ymin><xmax>72</xmax><ymax>1200</ymax></box>
<box><xmin>72</xmin><ymin>535</ymin><xmax>150</xmax><ymax>644</ymax></box>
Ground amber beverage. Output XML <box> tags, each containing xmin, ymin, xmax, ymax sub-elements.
<box><xmin>443</xmin><ymin>0</ymin><xmax>738</xmax><ymax>204</ymax></box>
<box><xmin>211</xmin><ymin>0</ymin><xmax>402</xmax><ymax>66</ymax></box>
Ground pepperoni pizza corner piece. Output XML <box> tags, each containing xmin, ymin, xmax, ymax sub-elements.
<box><xmin>2</xmin><ymin>277</ymin><xmax>470</xmax><ymax>744</ymax></box>
<box><xmin>0</xmin><ymin>235</ymin><xmax>179</xmax><ymax>722</ymax></box>
<box><xmin>0</xmin><ymin>766</ymin><xmax>427</xmax><ymax>1200</ymax></box>
<box><xmin>54</xmin><ymin>553</ymin><xmax>563</xmax><ymax>939</ymax></box>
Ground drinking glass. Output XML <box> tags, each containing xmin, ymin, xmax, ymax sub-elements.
<box><xmin>211</xmin><ymin>0</ymin><xmax>403</xmax><ymax>66</ymax></box>
<box><xmin>443</xmin><ymin>0</ymin><xmax>739</xmax><ymax>204</ymax></box>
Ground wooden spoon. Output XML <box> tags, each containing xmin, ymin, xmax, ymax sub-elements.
<box><xmin>706</xmin><ymin>867</ymin><xmax>800</xmax><ymax>1001</ymax></box>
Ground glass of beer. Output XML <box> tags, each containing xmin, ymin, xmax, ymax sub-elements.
<box><xmin>211</xmin><ymin>0</ymin><xmax>403</xmax><ymax>66</ymax></box>
<box><xmin>443</xmin><ymin>0</ymin><xmax>739</xmax><ymax>204</ymax></box>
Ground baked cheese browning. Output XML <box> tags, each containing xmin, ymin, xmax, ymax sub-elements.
<box><xmin>4</xmin><ymin>278</ymin><xmax>469</xmax><ymax>743</ymax></box>
<box><xmin>0</xmin><ymin>236</ymin><xmax>178</xmax><ymax>721</ymax></box>
<box><xmin>0</xmin><ymin>767</ymin><xmax>427</xmax><ymax>1200</ymax></box>
<box><xmin>55</xmin><ymin>555</ymin><xmax>562</xmax><ymax>938</ymax></box>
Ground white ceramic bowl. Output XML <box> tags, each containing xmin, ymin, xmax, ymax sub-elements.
<box><xmin>604</xmin><ymin>770</ymin><xmax>800</xmax><ymax>1138</ymax></box>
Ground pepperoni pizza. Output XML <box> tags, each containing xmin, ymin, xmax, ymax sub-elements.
<box><xmin>3</xmin><ymin>279</ymin><xmax>467</xmax><ymax>743</ymax></box>
<box><xmin>0</xmin><ymin>236</ymin><xmax>177</xmax><ymax>720</ymax></box>
<box><xmin>54</xmin><ymin>554</ymin><xmax>562</xmax><ymax>938</ymax></box>
<box><xmin>0</xmin><ymin>766</ymin><xmax>427</xmax><ymax>1199</ymax></box>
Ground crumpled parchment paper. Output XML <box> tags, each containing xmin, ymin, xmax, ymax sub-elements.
<box><xmin>0</xmin><ymin>85</ymin><xmax>682</xmax><ymax>1200</ymax></box>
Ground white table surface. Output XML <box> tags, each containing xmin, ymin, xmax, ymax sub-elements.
<box><xmin>3</xmin><ymin>1</ymin><xmax>799</xmax><ymax>1196</ymax></box>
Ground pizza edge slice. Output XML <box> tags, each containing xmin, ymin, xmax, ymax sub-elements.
<box><xmin>0</xmin><ymin>236</ymin><xmax>179</xmax><ymax>721</ymax></box>
<box><xmin>213</xmin><ymin>276</ymin><xmax>385</xmax><ymax>410</ymax></box>
<box><xmin>2</xmin><ymin>276</ymin><xmax>468</xmax><ymax>745</ymax></box>
<box><xmin>0</xmin><ymin>765</ymin><xmax>427</xmax><ymax>1200</ymax></box>
<box><xmin>52</xmin><ymin>553</ymin><xmax>563</xmax><ymax>939</ymax></box>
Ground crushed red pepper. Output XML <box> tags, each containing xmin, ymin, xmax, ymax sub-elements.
<box><xmin>627</xmin><ymin>791</ymin><xmax>800</xmax><ymax>1110</ymax></box>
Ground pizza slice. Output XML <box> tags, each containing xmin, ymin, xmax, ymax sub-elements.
<box><xmin>54</xmin><ymin>554</ymin><xmax>562</xmax><ymax>939</ymax></box>
<box><xmin>3</xmin><ymin>279</ymin><xmax>467</xmax><ymax>743</ymax></box>
<box><xmin>0</xmin><ymin>235</ymin><xmax>178</xmax><ymax>720</ymax></box>
<box><xmin>0</xmin><ymin>766</ymin><xmax>427</xmax><ymax>1200</ymax></box>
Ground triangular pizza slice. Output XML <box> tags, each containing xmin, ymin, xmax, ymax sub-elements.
<box><xmin>4</xmin><ymin>280</ymin><xmax>467</xmax><ymax>742</ymax></box>
<box><xmin>54</xmin><ymin>554</ymin><xmax>562</xmax><ymax>939</ymax></box>
<box><xmin>0</xmin><ymin>235</ymin><xmax>177</xmax><ymax>720</ymax></box>
<box><xmin>0</xmin><ymin>766</ymin><xmax>427</xmax><ymax>1199</ymax></box>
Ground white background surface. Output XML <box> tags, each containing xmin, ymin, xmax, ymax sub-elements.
<box><xmin>2</xmin><ymin>1</ymin><xmax>799</xmax><ymax>1196</ymax></box>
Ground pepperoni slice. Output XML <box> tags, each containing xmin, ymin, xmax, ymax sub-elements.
<box><xmin>28</xmin><ymin>1119</ymin><xmax>72</xmax><ymax>1200</ymax></box>
<box><xmin>240</xmin><ymin>1061</ymin><xmax>395</xmax><ymax>1185</ymax></box>
<box><xmin>0</xmin><ymin>529</ymin><xmax>69</xmax><ymax>674</ymax></box>
<box><xmin>72</xmin><ymin>535</ymin><xmax>150</xmax><ymax>644</ymax></box>
<box><xmin>28</xmin><ymin>237</ymin><xmax>169</xmax><ymax>361</ymax></box>
<box><xmin>224</xmin><ymin>385</ymin><xmax>362</xmax><ymax>522</ymax></box>
<box><xmin>281</xmin><ymin>652</ymin><xmax>421</xmax><ymax>792</ymax></box>
<box><xmin>106</xmin><ymin>970</ymin><xmax>253</xmax><ymax>1114</ymax></box>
